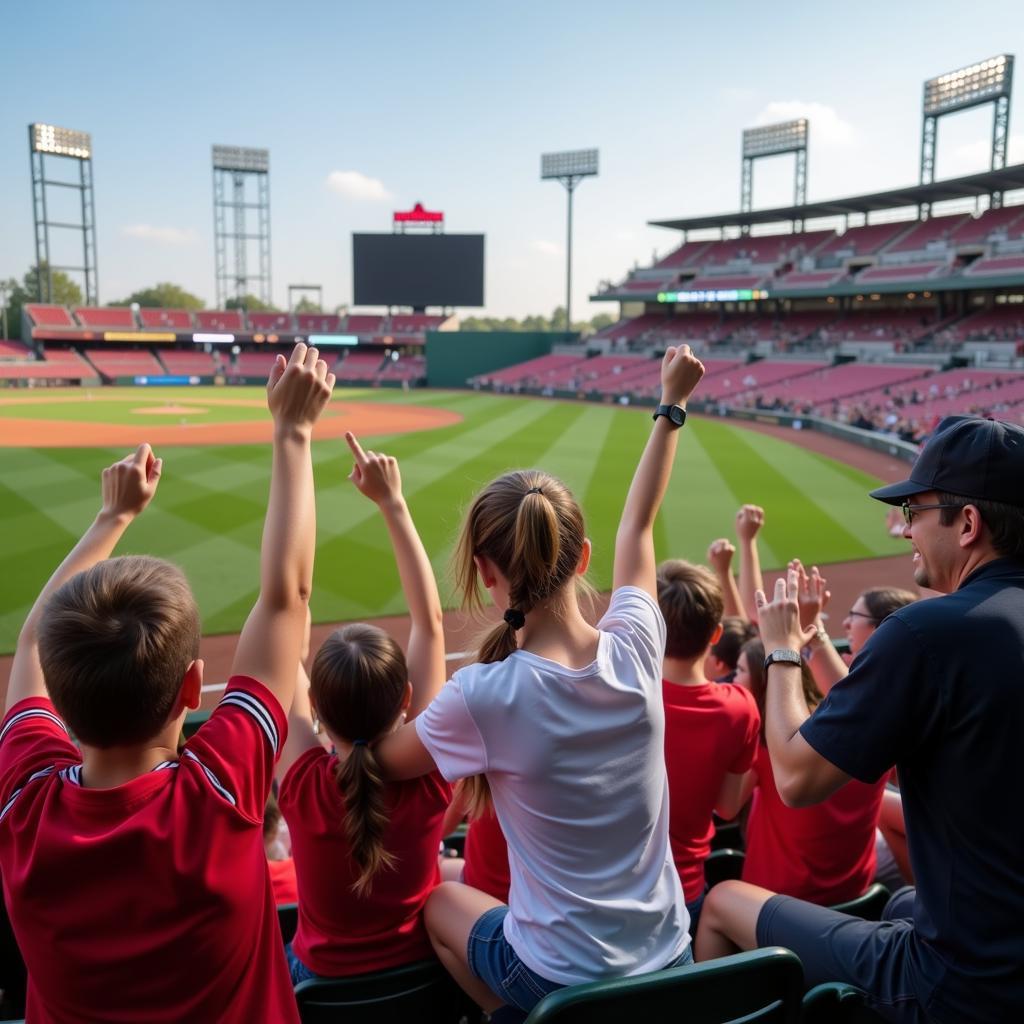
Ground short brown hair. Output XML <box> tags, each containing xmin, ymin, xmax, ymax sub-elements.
<box><xmin>860</xmin><ymin>586</ymin><xmax>917</xmax><ymax>623</ymax></box>
<box><xmin>711</xmin><ymin>616</ymin><xmax>758</xmax><ymax>671</ymax></box>
<box><xmin>657</xmin><ymin>560</ymin><xmax>724</xmax><ymax>660</ymax></box>
<box><xmin>39</xmin><ymin>556</ymin><xmax>200</xmax><ymax>748</ymax></box>
<box><xmin>937</xmin><ymin>491</ymin><xmax>1024</xmax><ymax>559</ymax></box>
<box><xmin>310</xmin><ymin>623</ymin><xmax>408</xmax><ymax>895</ymax></box>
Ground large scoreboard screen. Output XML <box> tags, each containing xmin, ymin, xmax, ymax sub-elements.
<box><xmin>352</xmin><ymin>233</ymin><xmax>484</xmax><ymax>308</ymax></box>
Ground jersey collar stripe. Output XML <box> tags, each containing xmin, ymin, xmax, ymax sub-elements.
<box><xmin>183</xmin><ymin>750</ymin><xmax>237</xmax><ymax>806</ymax></box>
<box><xmin>0</xmin><ymin>708</ymin><xmax>68</xmax><ymax>745</ymax></box>
<box><xmin>151</xmin><ymin>761</ymin><xmax>179</xmax><ymax>772</ymax></box>
<box><xmin>59</xmin><ymin>764</ymin><xmax>83</xmax><ymax>786</ymax></box>
<box><xmin>219</xmin><ymin>691</ymin><xmax>279</xmax><ymax>753</ymax></box>
<box><xmin>0</xmin><ymin>766</ymin><xmax>56</xmax><ymax>823</ymax></box>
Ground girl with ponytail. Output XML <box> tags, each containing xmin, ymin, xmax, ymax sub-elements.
<box><xmin>373</xmin><ymin>345</ymin><xmax>707</xmax><ymax>1018</ymax></box>
<box><xmin>275</xmin><ymin>432</ymin><xmax>451</xmax><ymax>983</ymax></box>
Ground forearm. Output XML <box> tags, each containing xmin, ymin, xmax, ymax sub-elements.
<box><xmin>261</xmin><ymin>426</ymin><xmax>315</xmax><ymax>610</ymax></box>
<box><xmin>806</xmin><ymin>630</ymin><xmax>848</xmax><ymax>695</ymax></box>
<box><xmin>763</xmin><ymin>663</ymin><xmax>814</xmax><ymax>791</ymax></box>
<box><xmin>738</xmin><ymin>540</ymin><xmax>763</xmax><ymax>624</ymax></box>
<box><xmin>718</xmin><ymin>568</ymin><xmax>745</xmax><ymax>620</ymax></box>
<box><xmin>11</xmin><ymin>510</ymin><xmax>131</xmax><ymax>709</ymax></box>
<box><xmin>380</xmin><ymin>497</ymin><xmax>443</xmax><ymax>634</ymax></box>
<box><xmin>619</xmin><ymin>411</ymin><xmax>679</xmax><ymax>536</ymax></box>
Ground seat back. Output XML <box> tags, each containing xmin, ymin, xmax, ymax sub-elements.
<box><xmin>277</xmin><ymin>902</ymin><xmax>298</xmax><ymax>945</ymax></box>
<box><xmin>524</xmin><ymin>947</ymin><xmax>803</xmax><ymax>1023</ymax></box>
<box><xmin>293</xmin><ymin>959</ymin><xmax>469</xmax><ymax>1024</ymax></box>
<box><xmin>829</xmin><ymin>883</ymin><xmax>891</xmax><ymax>921</ymax></box>
<box><xmin>704</xmin><ymin>848</ymin><xmax>746</xmax><ymax>889</ymax></box>
<box><xmin>802</xmin><ymin>982</ymin><xmax>888</xmax><ymax>1023</ymax></box>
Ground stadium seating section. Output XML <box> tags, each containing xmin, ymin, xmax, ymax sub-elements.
<box><xmin>139</xmin><ymin>308</ymin><xmax>194</xmax><ymax>329</ymax></box>
<box><xmin>85</xmin><ymin>348</ymin><xmax>165</xmax><ymax>378</ymax></box>
<box><xmin>195</xmin><ymin>310</ymin><xmax>246</xmax><ymax>332</ymax></box>
<box><xmin>159</xmin><ymin>350</ymin><xmax>221</xmax><ymax>375</ymax></box>
<box><xmin>75</xmin><ymin>307</ymin><xmax>135</xmax><ymax>328</ymax></box>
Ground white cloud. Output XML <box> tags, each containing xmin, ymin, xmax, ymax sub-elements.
<box><xmin>326</xmin><ymin>170</ymin><xmax>393</xmax><ymax>202</ymax></box>
<box><xmin>531</xmin><ymin>239</ymin><xmax>561</xmax><ymax>257</ymax></box>
<box><xmin>754</xmin><ymin>101</ymin><xmax>857</xmax><ymax>148</ymax></box>
<box><xmin>121</xmin><ymin>224</ymin><xmax>199</xmax><ymax>245</ymax></box>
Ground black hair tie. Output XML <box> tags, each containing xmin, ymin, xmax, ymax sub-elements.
<box><xmin>526</xmin><ymin>486</ymin><xmax>544</xmax><ymax>496</ymax></box>
<box><xmin>352</xmin><ymin>739</ymin><xmax>368</xmax><ymax>747</ymax></box>
<box><xmin>504</xmin><ymin>608</ymin><xmax>526</xmax><ymax>630</ymax></box>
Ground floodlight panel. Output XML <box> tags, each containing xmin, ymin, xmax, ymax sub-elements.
<box><xmin>31</xmin><ymin>123</ymin><xmax>91</xmax><ymax>159</ymax></box>
<box><xmin>541</xmin><ymin>149</ymin><xmax>599</xmax><ymax>179</ymax></box>
<box><xmin>923</xmin><ymin>54</ymin><xmax>1013</xmax><ymax>116</ymax></box>
<box><xmin>212</xmin><ymin>145</ymin><xmax>270</xmax><ymax>172</ymax></box>
<box><xmin>742</xmin><ymin>119</ymin><xmax>808</xmax><ymax>158</ymax></box>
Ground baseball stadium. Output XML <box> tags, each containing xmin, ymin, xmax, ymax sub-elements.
<box><xmin>0</xmin><ymin>10</ymin><xmax>1022</xmax><ymax>1023</ymax></box>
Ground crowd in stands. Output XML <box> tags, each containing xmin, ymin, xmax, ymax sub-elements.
<box><xmin>1</xmin><ymin>342</ymin><xmax>1022</xmax><ymax>1023</ymax></box>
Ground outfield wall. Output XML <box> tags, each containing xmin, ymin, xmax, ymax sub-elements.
<box><xmin>425</xmin><ymin>331</ymin><xmax>573</xmax><ymax>388</ymax></box>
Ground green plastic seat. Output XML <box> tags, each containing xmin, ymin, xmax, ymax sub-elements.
<box><xmin>829</xmin><ymin>883</ymin><xmax>891</xmax><ymax>922</ymax></box>
<box><xmin>704</xmin><ymin>848</ymin><xmax>746</xmax><ymax>889</ymax></box>
<box><xmin>802</xmin><ymin>982</ymin><xmax>888</xmax><ymax>1023</ymax></box>
<box><xmin>277</xmin><ymin>902</ymin><xmax>298</xmax><ymax>945</ymax></box>
<box><xmin>710</xmin><ymin>820</ymin><xmax>745</xmax><ymax>852</ymax></box>
<box><xmin>524</xmin><ymin>947</ymin><xmax>804</xmax><ymax>1023</ymax></box>
<box><xmin>293</xmin><ymin>959</ymin><xmax>471</xmax><ymax>1024</ymax></box>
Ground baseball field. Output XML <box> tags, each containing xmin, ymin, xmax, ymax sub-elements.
<box><xmin>0</xmin><ymin>386</ymin><xmax>907</xmax><ymax>655</ymax></box>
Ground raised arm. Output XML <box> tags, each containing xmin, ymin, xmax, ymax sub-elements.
<box><xmin>756</xmin><ymin>570</ymin><xmax>851</xmax><ymax>807</ymax></box>
<box><xmin>345</xmin><ymin>432</ymin><xmax>445</xmax><ymax>718</ymax></box>
<box><xmin>614</xmin><ymin>345</ymin><xmax>705</xmax><ymax>597</ymax></box>
<box><xmin>7</xmin><ymin>444</ymin><xmax>161</xmax><ymax>712</ymax></box>
<box><xmin>231</xmin><ymin>344</ymin><xmax>334</xmax><ymax>712</ymax></box>
<box><xmin>735</xmin><ymin>504</ymin><xmax>765</xmax><ymax>625</ymax></box>
<box><xmin>277</xmin><ymin>610</ymin><xmax>322</xmax><ymax>780</ymax></box>
<box><xmin>707</xmin><ymin>538</ymin><xmax>745</xmax><ymax>620</ymax></box>
<box><xmin>794</xmin><ymin>561</ymin><xmax>848</xmax><ymax>695</ymax></box>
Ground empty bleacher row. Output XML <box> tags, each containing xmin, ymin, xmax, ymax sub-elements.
<box><xmin>24</xmin><ymin>305</ymin><xmax>453</xmax><ymax>339</ymax></box>
<box><xmin>607</xmin><ymin>206</ymin><xmax>1024</xmax><ymax>296</ymax></box>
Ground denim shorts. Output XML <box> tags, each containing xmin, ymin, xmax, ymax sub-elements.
<box><xmin>467</xmin><ymin>906</ymin><xmax>693</xmax><ymax>1017</ymax></box>
<box><xmin>285</xmin><ymin>942</ymin><xmax>322</xmax><ymax>985</ymax></box>
<box><xmin>756</xmin><ymin>887</ymin><xmax>933</xmax><ymax>1024</ymax></box>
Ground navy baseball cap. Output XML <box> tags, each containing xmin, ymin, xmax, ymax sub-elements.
<box><xmin>870</xmin><ymin>415</ymin><xmax>1024</xmax><ymax>507</ymax></box>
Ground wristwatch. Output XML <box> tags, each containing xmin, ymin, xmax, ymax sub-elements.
<box><xmin>652</xmin><ymin>404</ymin><xmax>687</xmax><ymax>428</ymax></box>
<box><xmin>764</xmin><ymin>648</ymin><xmax>802</xmax><ymax>671</ymax></box>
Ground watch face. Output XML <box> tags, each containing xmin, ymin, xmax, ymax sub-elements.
<box><xmin>669</xmin><ymin>406</ymin><xmax>685</xmax><ymax>426</ymax></box>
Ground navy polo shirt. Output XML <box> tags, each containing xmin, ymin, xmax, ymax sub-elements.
<box><xmin>801</xmin><ymin>558</ymin><xmax>1024</xmax><ymax>1023</ymax></box>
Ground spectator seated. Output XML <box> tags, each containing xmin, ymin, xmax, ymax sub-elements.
<box><xmin>195</xmin><ymin>310</ymin><xmax>245</xmax><ymax>332</ymax></box>
<box><xmin>24</xmin><ymin>304</ymin><xmax>76</xmax><ymax>328</ymax></box>
<box><xmin>74</xmin><ymin>307</ymin><xmax>136</xmax><ymax>329</ymax></box>
<box><xmin>296</xmin><ymin>313</ymin><xmax>344</xmax><ymax>334</ymax></box>
<box><xmin>753</xmin><ymin>364</ymin><xmax>932</xmax><ymax>410</ymax></box>
<box><xmin>247</xmin><ymin>312</ymin><xmax>295</xmax><ymax>333</ymax></box>
<box><xmin>138</xmin><ymin>308</ymin><xmax>194</xmax><ymax>330</ymax></box>
<box><xmin>699</xmin><ymin>360</ymin><xmax>827</xmax><ymax>402</ymax></box>
<box><xmin>821</xmin><ymin>310</ymin><xmax>944</xmax><ymax>345</ymax></box>
<box><xmin>938</xmin><ymin>307</ymin><xmax>1024</xmax><ymax>343</ymax></box>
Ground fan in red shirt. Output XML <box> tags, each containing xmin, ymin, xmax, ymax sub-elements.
<box><xmin>0</xmin><ymin>344</ymin><xmax>334</xmax><ymax>1024</ymax></box>
<box><xmin>736</xmin><ymin>639</ymin><xmax>884</xmax><ymax>904</ymax></box>
<box><xmin>657</xmin><ymin>560</ymin><xmax>761</xmax><ymax>923</ymax></box>
<box><xmin>277</xmin><ymin>433</ymin><xmax>452</xmax><ymax>981</ymax></box>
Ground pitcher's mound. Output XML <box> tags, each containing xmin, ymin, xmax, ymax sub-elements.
<box><xmin>133</xmin><ymin>404</ymin><xmax>208</xmax><ymax>415</ymax></box>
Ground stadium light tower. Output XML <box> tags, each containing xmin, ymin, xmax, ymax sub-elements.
<box><xmin>212</xmin><ymin>145</ymin><xmax>272</xmax><ymax>308</ymax></box>
<box><xmin>740</xmin><ymin>119</ymin><xmax>809</xmax><ymax>232</ymax></box>
<box><xmin>28</xmin><ymin>123</ymin><xmax>99</xmax><ymax>303</ymax></box>
<box><xmin>541</xmin><ymin>149</ymin><xmax>599</xmax><ymax>332</ymax></box>
<box><xmin>921</xmin><ymin>54</ymin><xmax>1014</xmax><ymax>211</ymax></box>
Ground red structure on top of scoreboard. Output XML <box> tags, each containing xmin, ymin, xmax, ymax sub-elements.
<box><xmin>393</xmin><ymin>202</ymin><xmax>444</xmax><ymax>225</ymax></box>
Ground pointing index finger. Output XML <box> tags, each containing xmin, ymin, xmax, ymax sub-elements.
<box><xmin>344</xmin><ymin>431</ymin><xmax>368</xmax><ymax>464</ymax></box>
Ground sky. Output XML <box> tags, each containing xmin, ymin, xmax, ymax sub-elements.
<box><xmin>1</xmin><ymin>0</ymin><xmax>1022</xmax><ymax>319</ymax></box>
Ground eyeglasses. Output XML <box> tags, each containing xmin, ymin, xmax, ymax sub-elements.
<box><xmin>900</xmin><ymin>501</ymin><xmax>964</xmax><ymax>525</ymax></box>
<box><xmin>846</xmin><ymin>610</ymin><xmax>878</xmax><ymax>623</ymax></box>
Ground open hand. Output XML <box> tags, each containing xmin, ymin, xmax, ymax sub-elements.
<box><xmin>267</xmin><ymin>343</ymin><xmax>335</xmax><ymax>432</ymax></box>
<box><xmin>101</xmin><ymin>443</ymin><xmax>162</xmax><ymax>519</ymax></box>
<box><xmin>660</xmin><ymin>344</ymin><xmax>705</xmax><ymax>407</ymax></box>
<box><xmin>755</xmin><ymin>568</ymin><xmax>819</xmax><ymax>652</ymax></box>
<box><xmin>735</xmin><ymin>504</ymin><xmax>765</xmax><ymax>542</ymax></box>
<box><xmin>707</xmin><ymin>538</ymin><xmax>735</xmax><ymax>574</ymax></box>
<box><xmin>788</xmin><ymin>558</ymin><xmax>830</xmax><ymax>629</ymax></box>
<box><xmin>346</xmin><ymin>431</ymin><xmax>402</xmax><ymax>506</ymax></box>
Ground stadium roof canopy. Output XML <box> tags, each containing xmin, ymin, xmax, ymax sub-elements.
<box><xmin>650</xmin><ymin>163</ymin><xmax>1024</xmax><ymax>232</ymax></box>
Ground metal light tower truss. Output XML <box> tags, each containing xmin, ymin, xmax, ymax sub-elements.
<box><xmin>212</xmin><ymin>145</ymin><xmax>271</xmax><ymax>307</ymax></box>
<box><xmin>740</xmin><ymin>119</ymin><xmax>809</xmax><ymax>232</ymax></box>
<box><xmin>541</xmin><ymin>149</ymin><xmax>599</xmax><ymax>332</ymax></box>
<box><xmin>920</xmin><ymin>54</ymin><xmax>1014</xmax><ymax>210</ymax></box>
<box><xmin>28</xmin><ymin>123</ymin><xmax>98</xmax><ymax>303</ymax></box>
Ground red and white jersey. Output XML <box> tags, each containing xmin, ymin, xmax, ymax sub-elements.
<box><xmin>0</xmin><ymin>677</ymin><xmax>298</xmax><ymax>1024</ymax></box>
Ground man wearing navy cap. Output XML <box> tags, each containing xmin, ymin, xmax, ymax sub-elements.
<box><xmin>696</xmin><ymin>416</ymin><xmax>1024</xmax><ymax>1024</ymax></box>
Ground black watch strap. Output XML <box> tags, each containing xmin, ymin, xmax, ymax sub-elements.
<box><xmin>652</xmin><ymin>404</ymin><xmax>686</xmax><ymax>428</ymax></box>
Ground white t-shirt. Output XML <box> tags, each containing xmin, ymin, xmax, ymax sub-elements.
<box><xmin>415</xmin><ymin>586</ymin><xmax>689</xmax><ymax>985</ymax></box>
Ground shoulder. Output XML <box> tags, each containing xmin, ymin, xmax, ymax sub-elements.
<box><xmin>398</xmin><ymin>768</ymin><xmax>453</xmax><ymax>808</ymax></box>
<box><xmin>192</xmin><ymin>675</ymin><xmax>287</xmax><ymax>758</ymax></box>
<box><xmin>598</xmin><ymin>586</ymin><xmax>667</xmax><ymax>661</ymax></box>
<box><xmin>717</xmin><ymin>682</ymin><xmax>760</xmax><ymax>718</ymax></box>
<box><xmin>278</xmin><ymin>744</ymin><xmax>331</xmax><ymax>805</ymax></box>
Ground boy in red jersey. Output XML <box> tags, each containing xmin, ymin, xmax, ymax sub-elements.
<box><xmin>0</xmin><ymin>343</ymin><xmax>333</xmax><ymax>1023</ymax></box>
<box><xmin>657</xmin><ymin>560</ymin><xmax>760</xmax><ymax>930</ymax></box>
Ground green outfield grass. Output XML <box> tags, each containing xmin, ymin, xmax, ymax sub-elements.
<box><xmin>0</xmin><ymin>387</ymin><xmax>905</xmax><ymax>653</ymax></box>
